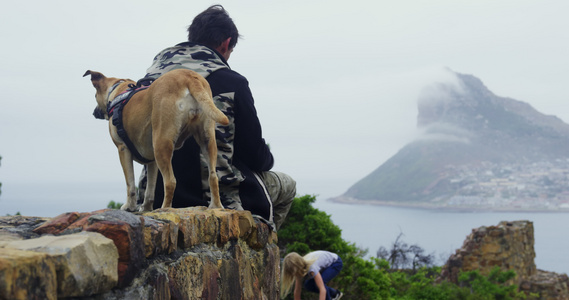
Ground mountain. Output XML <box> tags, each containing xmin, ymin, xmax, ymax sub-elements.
<box><xmin>337</xmin><ymin>70</ymin><xmax>569</xmax><ymax>210</ymax></box>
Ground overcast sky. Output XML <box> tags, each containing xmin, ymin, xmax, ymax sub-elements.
<box><xmin>1</xmin><ymin>0</ymin><xmax>568</xmax><ymax>216</ymax></box>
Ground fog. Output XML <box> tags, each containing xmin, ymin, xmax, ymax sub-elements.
<box><xmin>1</xmin><ymin>1</ymin><xmax>569</xmax><ymax>216</ymax></box>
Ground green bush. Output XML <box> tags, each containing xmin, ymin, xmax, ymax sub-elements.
<box><xmin>457</xmin><ymin>267</ymin><xmax>526</xmax><ymax>300</ymax></box>
<box><xmin>278</xmin><ymin>194</ymin><xmax>345</xmax><ymax>254</ymax></box>
<box><xmin>107</xmin><ymin>200</ymin><xmax>123</xmax><ymax>209</ymax></box>
<box><xmin>389</xmin><ymin>267</ymin><xmax>455</xmax><ymax>300</ymax></box>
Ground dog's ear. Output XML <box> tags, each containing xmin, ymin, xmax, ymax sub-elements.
<box><xmin>83</xmin><ymin>70</ymin><xmax>106</xmax><ymax>88</ymax></box>
<box><xmin>83</xmin><ymin>70</ymin><xmax>105</xmax><ymax>80</ymax></box>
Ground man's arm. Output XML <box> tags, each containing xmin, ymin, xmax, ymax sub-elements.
<box><xmin>233</xmin><ymin>81</ymin><xmax>274</xmax><ymax>171</ymax></box>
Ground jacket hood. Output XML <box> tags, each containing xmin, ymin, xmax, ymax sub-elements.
<box><xmin>145</xmin><ymin>42</ymin><xmax>229</xmax><ymax>79</ymax></box>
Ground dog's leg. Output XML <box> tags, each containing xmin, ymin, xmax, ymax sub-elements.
<box><xmin>199</xmin><ymin>122</ymin><xmax>224</xmax><ymax>209</ymax></box>
<box><xmin>117</xmin><ymin>144</ymin><xmax>138</xmax><ymax>212</ymax></box>
<box><xmin>153</xmin><ymin>138</ymin><xmax>176</xmax><ymax>209</ymax></box>
<box><xmin>140</xmin><ymin>162</ymin><xmax>158</xmax><ymax>212</ymax></box>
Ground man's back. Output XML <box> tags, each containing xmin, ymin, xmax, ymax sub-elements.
<box><xmin>141</xmin><ymin>5</ymin><xmax>295</xmax><ymax>231</ymax></box>
<box><xmin>148</xmin><ymin>43</ymin><xmax>274</xmax><ymax>222</ymax></box>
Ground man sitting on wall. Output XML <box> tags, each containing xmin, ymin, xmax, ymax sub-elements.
<box><xmin>137</xmin><ymin>5</ymin><xmax>296</xmax><ymax>231</ymax></box>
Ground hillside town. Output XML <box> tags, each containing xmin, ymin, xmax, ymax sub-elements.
<box><xmin>438</xmin><ymin>159</ymin><xmax>569</xmax><ymax>211</ymax></box>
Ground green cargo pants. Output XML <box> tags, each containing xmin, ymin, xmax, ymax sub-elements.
<box><xmin>137</xmin><ymin>169</ymin><xmax>296</xmax><ymax>231</ymax></box>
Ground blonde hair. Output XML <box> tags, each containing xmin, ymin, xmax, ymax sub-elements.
<box><xmin>280</xmin><ymin>252</ymin><xmax>317</xmax><ymax>299</ymax></box>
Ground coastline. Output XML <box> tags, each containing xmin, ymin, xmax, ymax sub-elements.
<box><xmin>328</xmin><ymin>196</ymin><xmax>569</xmax><ymax>213</ymax></box>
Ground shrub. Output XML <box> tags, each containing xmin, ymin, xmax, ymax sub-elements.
<box><xmin>457</xmin><ymin>267</ymin><xmax>526</xmax><ymax>300</ymax></box>
<box><xmin>107</xmin><ymin>200</ymin><xmax>123</xmax><ymax>209</ymax></box>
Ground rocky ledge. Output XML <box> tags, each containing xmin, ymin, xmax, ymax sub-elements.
<box><xmin>0</xmin><ymin>207</ymin><xmax>279</xmax><ymax>300</ymax></box>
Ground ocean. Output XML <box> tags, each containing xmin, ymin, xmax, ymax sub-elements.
<box><xmin>313</xmin><ymin>199</ymin><xmax>569</xmax><ymax>275</ymax></box>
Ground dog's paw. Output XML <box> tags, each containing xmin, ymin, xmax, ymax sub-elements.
<box><xmin>120</xmin><ymin>203</ymin><xmax>138</xmax><ymax>212</ymax></box>
<box><xmin>138</xmin><ymin>203</ymin><xmax>153</xmax><ymax>212</ymax></box>
<box><xmin>208</xmin><ymin>203</ymin><xmax>224</xmax><ymax>209</ymax></box>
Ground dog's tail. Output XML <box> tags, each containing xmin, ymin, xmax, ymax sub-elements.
<box><xmin>194</xmin><ymin>89</ymin><xmax>230</xmax><ymax>125</ymax></box>
<box><xmin>188</xmin><ymin>74</ymin><xmax>230</xmax><ymax>126</ymax></box>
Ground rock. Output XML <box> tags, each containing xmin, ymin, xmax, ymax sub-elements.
<box><xmin>520</xmin><ymin>270</ymin><xmax>569</xmax><ymax>300</ymax></box>
<box><xmin>439</xmin><ymin>220</ymin><xmax>569</xmax><ymax>299</ymax></box>
<box><xmin>211</xmin><ymin>209</ymin><xmax>240</xmax><ymax>245</ymax></box>
<box><xmin>168</xmin><ymin>250</ymin><xmax>220</xmax><ymax>300</ymax></box>
<box><xmin>141</xmin><ymin>215</ymin><xmax>177</xmax><ymax>257</ymax></box>
<box><xmin>235</xmin><ymin>210</ymin><xmax>255</xmax><ymax>238</ymax></box>
<box><xmin>1</xmin><ymin>231</ymin><xmax>118</xmax><ymax>298</ymax></box>
<box><xmin>32</xmin><ymin>212</ymin><xmax>83</xmax><ymax>235</ymax></box>
<box><xmin>439</xmin><ymin>220</ymin><xmax>536</xmax><ymax>285</ymax></box>
<box><xmin>143</xmin><ymin>207</ymin><xmax>242</xmax><ymax>249</ymax></box>
<box><xmin>0</xmin><ymin>215</ymin><xmax>51</xmax><ymax>240</ymax></box>
<box><xmin>0</xmin><ymin>248</ymin><xmax>57</xmax><ymax>300</ymax></box>
<box><xmin>82</xmin><ymin>210</ymin><xmax>145</xmax><ymax>288</ymax></box>
<box><xmin>0</xmin><ymin>208</ymin><xmax>280</xmax><ymax>299</ymax></box>
<box><xmin>33</xmin><ymin>209</ymin><xmax>146</xmax><ymax>287</ymax></box>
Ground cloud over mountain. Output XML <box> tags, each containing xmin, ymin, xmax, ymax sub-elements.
<box><xmin>339</xmin><ymin>70</ymin><xmax>569</xmax><ymax>207</ymax></box>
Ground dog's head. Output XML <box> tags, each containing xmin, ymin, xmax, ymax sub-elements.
<box><xmin>83</xmin><ymin>70</ymin><xmax>127</xmax><ymax>120</ymax></box>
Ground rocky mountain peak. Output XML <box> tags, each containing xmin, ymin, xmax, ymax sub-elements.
<box><xmin>417</xmin><ymin>71</ymin><xmax>569</xmax><ymax>136</ymax></box>
<box><xmin>339</xmin><ymin>70</ymin><xmax>569</xmax><ymax>210</ymax></box>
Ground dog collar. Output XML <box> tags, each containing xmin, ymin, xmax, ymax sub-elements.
<box><xmin>107</xmin><ymin>80</ymin><xmax>125</xmax><ymax>100</ymax></box>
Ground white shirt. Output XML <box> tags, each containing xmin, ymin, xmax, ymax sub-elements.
<box><xmin>304</xmin><ymin>251</ymin><xmax>339</xmax><ymax>278</ymax></box>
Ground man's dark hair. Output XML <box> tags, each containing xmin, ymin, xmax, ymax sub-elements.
<box><xmin>188</xmin><ymin>5</ymin><xmax>240</xmax><ymax>50</ymax></box>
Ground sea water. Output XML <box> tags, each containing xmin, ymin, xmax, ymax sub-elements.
<box><xmin>314</xmin><ymin>199</ymin><xmax>569</xmax><ymax>274</ymax></box>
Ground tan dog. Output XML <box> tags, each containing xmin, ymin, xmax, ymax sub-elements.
<box><xmin>84</xmin><ymin>69</ymin><xmax>228</xmax><ymax>212</ymax></box>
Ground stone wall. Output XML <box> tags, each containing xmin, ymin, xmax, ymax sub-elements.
<box><xmin>3</xmin><ymin>210</ymin><xmax>569</xmax><ymax>300</ymax></box>
<box><xmin>0</xmin><ymin>207</ymin><xmax>279</xmax><ymax>300</ymax></box>
<box><xmin>439</xmin><ymin>220</ymin><xmax>569</xmax><ymax>300</ymax></box>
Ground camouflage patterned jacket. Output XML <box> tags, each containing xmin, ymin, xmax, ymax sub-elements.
<box><xmin>146</xmin><ymin>42</ymin><xmax>274</xmax><ymax>221</ymax></box>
